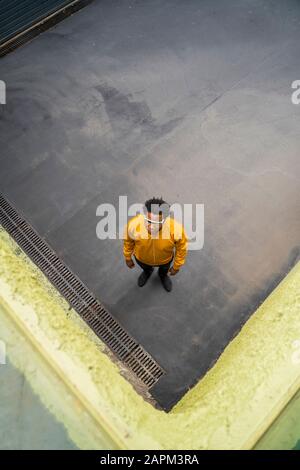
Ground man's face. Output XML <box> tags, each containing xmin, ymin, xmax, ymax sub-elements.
<box><xmin>144</xmin><ymin>211</ymin><xmax>164</xmax><ymax>235</ymax></box>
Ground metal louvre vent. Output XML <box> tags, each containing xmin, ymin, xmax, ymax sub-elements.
<box><xmin>0</xmin><ymin>193</ymin><xmax>164</xmax><ymax>388</ymax></box>
<box><xmin>0</xmin><ymin>0</ymin><xmax>95</xmax><ymax>57</ymax></box>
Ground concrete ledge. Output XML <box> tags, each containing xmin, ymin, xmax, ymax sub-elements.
<box><xmin>0</xmin><ymin>226</ymin><xmax>299</xmax><ymax>449</ymax></box>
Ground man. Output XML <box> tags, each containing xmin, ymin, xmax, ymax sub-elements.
<box><xmin>123</xmin><ymin>197</ymin><xmax>188</xmax><ymax>292</ymax></box>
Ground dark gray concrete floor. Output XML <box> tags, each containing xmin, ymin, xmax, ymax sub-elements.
<box><xmin>0</xmin><ymin>0</ymin><xmax>300</xmax><ymax>410</ymax></box>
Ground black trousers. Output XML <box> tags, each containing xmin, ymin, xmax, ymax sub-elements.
<box><xmin>134</xmin><ymin>255</ymin><xmax>173</xmax><ymax>277</ymax></box>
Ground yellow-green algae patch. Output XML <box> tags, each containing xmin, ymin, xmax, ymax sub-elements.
<box><xmin>0</xmin><ymin>226</ymin><xmax>299</xmax><ymax>449</ymax></box>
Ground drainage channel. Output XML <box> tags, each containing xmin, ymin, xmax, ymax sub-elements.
<box><xmin>0</xmin><ymin>193</ymin><xmax>165</xmax><ymax>390</ymax></box>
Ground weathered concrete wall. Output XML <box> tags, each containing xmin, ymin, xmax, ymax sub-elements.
<box><xmin>0</xmin><ymin>226</ymin><xmax>299</xmax><ymax>449</ymax></box>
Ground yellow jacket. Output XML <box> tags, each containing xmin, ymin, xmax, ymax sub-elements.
<box><xmin>123</xmin><ymin>214</ymin><xmax>188</xmax><ymax>271</ymax></box>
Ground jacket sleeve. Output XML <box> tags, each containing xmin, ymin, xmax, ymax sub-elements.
<box><xmin>123</xmin><ymin>221</ymin><xmax>135</xmax><ymax>260</ymax></box>
<box><xmin>173</xmin><ymin>224</ymin><xmax>188</xmax><ymax>271</ymax></box>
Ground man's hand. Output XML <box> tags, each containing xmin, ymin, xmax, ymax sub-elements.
<box><xmin>126</xmin><ymin>258</ymin><xmax>135</xmax><ymax>269</ymax></box>
<box><xmin>169</xmin><ymin>266</ymin><xmax>179</xmax><ymax>276</ymax></box>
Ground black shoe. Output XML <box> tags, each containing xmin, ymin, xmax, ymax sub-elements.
<box><xmin>159</xmin><ymin>274</ymin><xmax>172</xmax><ymax>292</ymax></box>
<box><xmin>138</xmin><ymin>269</ymin><xmax>153</xmax><ymax>287</ymax></box>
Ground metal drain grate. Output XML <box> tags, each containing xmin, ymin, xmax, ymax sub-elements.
<box><xmin>0</xmin><ymin>193</ymin><xmax>164</xmax><ymax>388</ymax></box>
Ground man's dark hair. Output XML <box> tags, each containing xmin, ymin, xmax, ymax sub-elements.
<box><xmin>144</xmin><ymin>197</ymin><xmax>170</xmax><ymax>218</ymax></box>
